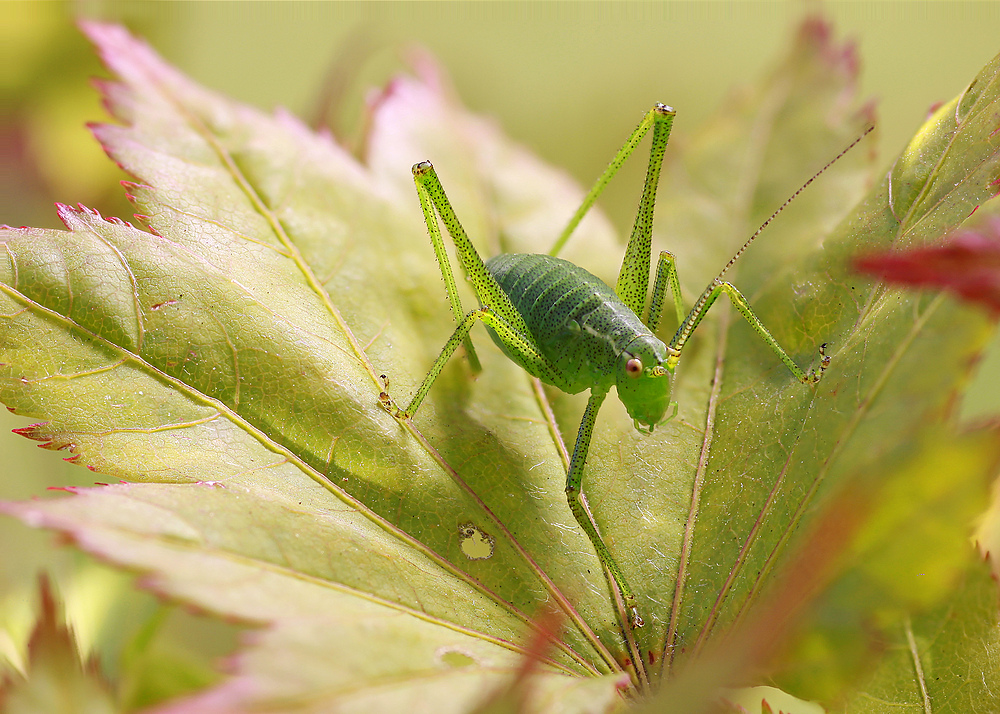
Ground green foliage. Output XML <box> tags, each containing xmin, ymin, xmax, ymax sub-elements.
<box><xmin>1</xmin><ymin>18</ymin><xmax>999</xmax><ymax>713</ymax></box>
<box><xmin>1</xmin><ymin>580</ymin><xmax>115</xmax><ymax>714</ymax></box>
<box><xmin>841</xmin><ymin>560</ymin><xmax>1000</xmax><ymax>714</ymax></box>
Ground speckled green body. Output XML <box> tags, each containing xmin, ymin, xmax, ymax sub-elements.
<box><xmin>486</xmin><ymin>253</ymin><xmax>672</xmax><ymax>425</ymax></box>
<box><xmin>382</xmin><ymin>104</ymin><xmax>832</xmax><ymax>634</ymax></box>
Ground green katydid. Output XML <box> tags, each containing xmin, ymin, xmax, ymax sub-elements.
<box><xmin>379</xmin><ymin>104</ymin><xmax>871</xmax><ymax>629</ymax></box>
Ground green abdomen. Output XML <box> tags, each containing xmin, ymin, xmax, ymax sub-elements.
<box><xmin>485</xmin><ymin>253</ymin><xmax>648</xmax><ymax>392</ymax></box>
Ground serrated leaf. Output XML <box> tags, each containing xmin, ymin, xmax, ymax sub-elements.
<box><xmin>664</xmin><ymin>33</ymin><xmax>1000</xmax><ymax>663</ymax></box>
<box><xmin>2</xmin><ymin>17</ymin><xmax>1000</xmax><ymax>712</ymax></box>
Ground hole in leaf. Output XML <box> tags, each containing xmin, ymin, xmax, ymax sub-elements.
<box><xmin>437</xmin><ymin>647</ymin><xmax>477</xmax><ymax>669</ymax></box>
<box><xmin>458</xmin><ymin>522</ymin><xmax>495</xmax><ymax>560</ymax></box>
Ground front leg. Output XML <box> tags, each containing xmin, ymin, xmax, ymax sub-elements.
<box><xmin>668</xmin><ymin>279</ymin><xmax>830</xmax><ymax>382</ymax></box>
<box><xmin>564</xmin><ymin>385</ymin><xmax>644</xmax><ymax>628</ymax></box>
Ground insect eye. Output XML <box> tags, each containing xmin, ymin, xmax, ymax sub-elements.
<box><xmin>625</xmin><ymin>358</ymin><xmax>643</xmax><ymax>377</ymax></box>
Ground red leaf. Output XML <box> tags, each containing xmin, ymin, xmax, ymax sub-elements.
<box><xmin>853</xmin><ymin>218</ymin><xmax>1000</xmax><ymax>315</ymax></box>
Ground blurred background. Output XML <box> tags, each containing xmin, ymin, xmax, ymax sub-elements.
<box><xmin>2</xmin><ymin>0</ymin><xmax>999</xmax><ymax>705</ymax></box>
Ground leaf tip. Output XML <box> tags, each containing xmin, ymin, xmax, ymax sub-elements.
<box><xmin>11</xmin><ymin>423</ymin><xmax>50</xmax><ymax>441</ymax></box>
<box><xmin>76</xmin><ymin>19</ymin><xmax>141</xmax><ymax>60</ymax></box>
<box><xmin>796</xmin><ymin>14</ymin><xmax>861</xmax><ymax>82</ymax></box>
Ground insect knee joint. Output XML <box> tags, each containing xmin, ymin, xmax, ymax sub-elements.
<box><xmin>411</xmin><ymin>160</ymin><xmax>434</xmax><ymax>176</ymax></box>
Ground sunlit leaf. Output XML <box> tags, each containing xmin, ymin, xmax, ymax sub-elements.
<box><xmin>1</xmin><ymin>17</ymin><xmax>999</xmax><ymax>712</ymax></box>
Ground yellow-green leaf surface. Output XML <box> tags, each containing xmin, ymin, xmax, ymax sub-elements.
<box><xmin>1</xmin><ymin>580</ymin><xmax>115</xmax><ymax>714</ymax></box>
<box><xmin>841</xmin><ymin>559</ymin><xmax>1000</xmax><ymax>714</ymax></box>
<box><xmin>1</xmin><ymin>19</ymin><xmax>999</xmax><ymax>711</ymax></box>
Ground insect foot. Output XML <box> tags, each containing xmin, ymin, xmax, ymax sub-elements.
<box><xmin>378</xmin><ymin>375</ymin><xmax>406</xmax><ymax>419</ymax></box>
<box><xmin>805</xmin><ymin>342</ymin><xmax>831</xmax><ymax>384</ymax></box>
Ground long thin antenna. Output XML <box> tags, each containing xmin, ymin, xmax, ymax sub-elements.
<box><xmin>715</xmin><ymin>124</ymin><xmax>875</xmax><ymax>282</ymax></box>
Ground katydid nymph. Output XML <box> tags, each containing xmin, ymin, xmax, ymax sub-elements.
<box><xmin>379</xmin><ymin>104</ymin><xmax>871</xmax><ymax>629</ymax></box>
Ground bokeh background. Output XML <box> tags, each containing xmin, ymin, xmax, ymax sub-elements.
<box><xmin>3</xmin><ymin>0</ymin><xmax>1000</xmax><ymax>703</ymax></box>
